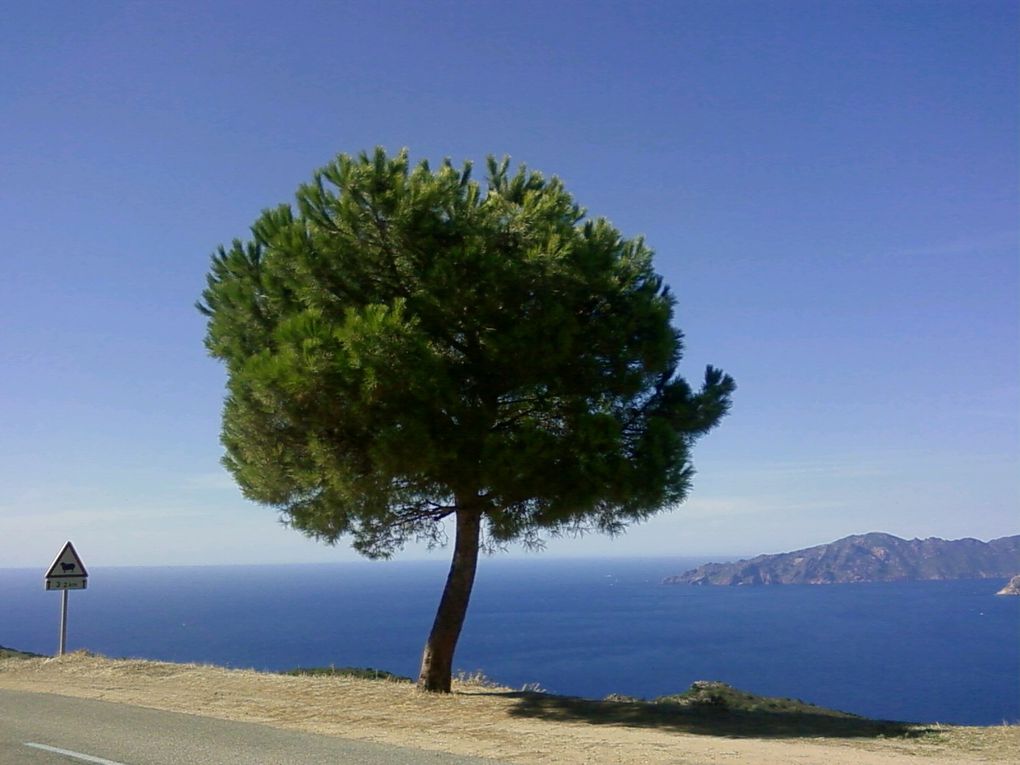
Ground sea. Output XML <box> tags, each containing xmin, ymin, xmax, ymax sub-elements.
<box><xmin>2</xmin><ymin>557</ymin><xmax>1017</xmax><ymax>726</ymax></box>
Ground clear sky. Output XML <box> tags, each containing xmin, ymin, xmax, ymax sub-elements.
<box><xmin>2</xmin><ymin>1</ymin><xmax>1016</xmax><ymax>568</ymax></box>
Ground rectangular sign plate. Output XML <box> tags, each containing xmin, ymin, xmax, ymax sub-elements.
<box><xmin>46</xmin><ymin>579</ymin><xmax>86</xmax><ymax>590</ymax></box>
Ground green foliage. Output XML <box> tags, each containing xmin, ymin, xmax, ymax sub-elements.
<box><xmin>284</xmin><ymin>666</ymin><xmax>411</xmax><ymax>682</ymax></box>
<box><xmin>199</xmin><ymin>147</ymin><xmax>734</xmax><ymax>557</ymax></box>
<box><xmin>517</xmin><ymin>682</ymin><xmax>927</xmax><ymax>739</ymax></box>
<box><xmin>654</xmin><ymin>681</ymin><xmax>855</xmax><ymax>717</ymax></box>
<box><xmin>0</xmin><ymin>645</ymin><xmax>45</xmax><ymax>659</ymax></box>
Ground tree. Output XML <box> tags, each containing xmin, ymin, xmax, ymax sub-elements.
<box><xmin>199</xmin><ymin>148</ymin><xmax>735</xmax><ymax>692</ymax></box>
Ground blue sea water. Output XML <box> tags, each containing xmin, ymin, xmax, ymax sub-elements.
<box><xmin>2</xmin><ymin>557</ymin><xmax>1017</xmax><ymax>726</ymax></box>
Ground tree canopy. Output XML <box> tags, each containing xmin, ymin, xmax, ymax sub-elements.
<box><xmin>199</xmin><ymin>148</ymin><xmax>734</xmax><ymax>691</ymax></box>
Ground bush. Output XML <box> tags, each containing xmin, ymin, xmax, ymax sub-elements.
<box><xmin>284</xmin><ymin>666</ymin><xmax>412</xmax><ymax>682</ymax></box>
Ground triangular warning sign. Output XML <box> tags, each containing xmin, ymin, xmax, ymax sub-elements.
<box><xmin>45</xmin><ymin>541</ymin><xmax>88</xmax><ymax>579</ymax></box>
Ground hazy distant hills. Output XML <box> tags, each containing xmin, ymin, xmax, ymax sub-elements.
<box><xmin>664</xmin><ymin>533</ymin><xmax>1020</xmax><ymax>586</ymax></box>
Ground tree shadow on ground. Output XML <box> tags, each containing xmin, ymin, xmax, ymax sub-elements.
<box><xmin>499</xmin><ymin>692</ymin><xmax>934</xmax><ymax>740</ymax></box>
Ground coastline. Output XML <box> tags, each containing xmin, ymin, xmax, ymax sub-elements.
<box><xmin>3</xmin><ymin>565</ymin><xmax>1016</xmax><ymax>725</ymax></box>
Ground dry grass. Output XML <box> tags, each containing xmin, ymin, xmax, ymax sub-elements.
<box><xmin>1</xmin><ymin>652</ymin><xmax>1015</xmax><ymax>765</ymax></box>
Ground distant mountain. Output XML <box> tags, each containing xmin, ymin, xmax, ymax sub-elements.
<box><xmin>664</xmin><ymin>533</ymin><xmax>1020</xmax><ymax>586</ymax></box>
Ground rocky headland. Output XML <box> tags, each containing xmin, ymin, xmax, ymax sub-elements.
<box><xmin>996</xmin><ymin>574</ymin><xmax>1020</xmax><ymax>596</ymax></box>
<box><xmin>665</xmin><ymin>533</ymin><xmax>1020</xmax><ymax>586</ymax></box>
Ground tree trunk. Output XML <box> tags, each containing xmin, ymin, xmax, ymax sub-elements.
<box><xmin>417</xmin><ymin>505</ymin><xmax>482</xmax><ymax>692</ymax></box>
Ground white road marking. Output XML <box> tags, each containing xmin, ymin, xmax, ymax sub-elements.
<box><xmin>24</xmin><ymin>742</ymin><xmax>129</xmax><ymax>765</ymax></box>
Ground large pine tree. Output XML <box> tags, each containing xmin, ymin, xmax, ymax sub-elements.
<box><xmin>199</xmin><ymin>148</ymin><xmax>734</xmax><ymax>691</ymax></box>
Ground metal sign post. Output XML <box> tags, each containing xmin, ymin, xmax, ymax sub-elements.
<box><xmin>44</xmin><ymin>541</ymin><xmax>88</xmax><ymax>656</ymax></box>
<box><xmin>59</xmin><ymin>590</ymin><xmax>69</xmax><ymax>655</ymax></box>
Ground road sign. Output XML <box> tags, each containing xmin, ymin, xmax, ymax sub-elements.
<box><xmin>45</xmin><ymin>541</ymin><xmax>88</xmax><ymax>656</ymax></box>
<box><xmin>45</xmin><ymin>541</ymin><xmax>88</xmax><ymax>591</ymax></box>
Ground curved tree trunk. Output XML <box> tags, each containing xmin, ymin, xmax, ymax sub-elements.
<box><xmin>417</xmin><ymin>505</ymin><xmax>482</xmax><ymax>692</ymax></box>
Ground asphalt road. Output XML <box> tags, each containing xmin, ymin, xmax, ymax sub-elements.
<box><xmin>0</xmin><ymin>689</ymin><xmax>504</xmax><ymax>764</ymax></box>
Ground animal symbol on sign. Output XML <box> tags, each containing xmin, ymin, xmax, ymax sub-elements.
<box><xmin>61</xmin><ymin>563</ymin><xmax>76</xmax><ymax>572</ymax></box>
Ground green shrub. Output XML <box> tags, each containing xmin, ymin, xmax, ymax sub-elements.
<box><xmin>284</xmin><ymin>666</ymin><xmax>412</xmax><ymax>682</ymax></box>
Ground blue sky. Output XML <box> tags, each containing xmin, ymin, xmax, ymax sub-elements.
<box><xmin>1</xmin><ymin>1</ymin><xmax>1016</xmax><ymax>568</ymax></box>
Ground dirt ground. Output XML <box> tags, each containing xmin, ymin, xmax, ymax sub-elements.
<box><xmin>1</xmin><ymin>653</ymin><xmax>1015</xmax><ymax>765</ymax></box>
